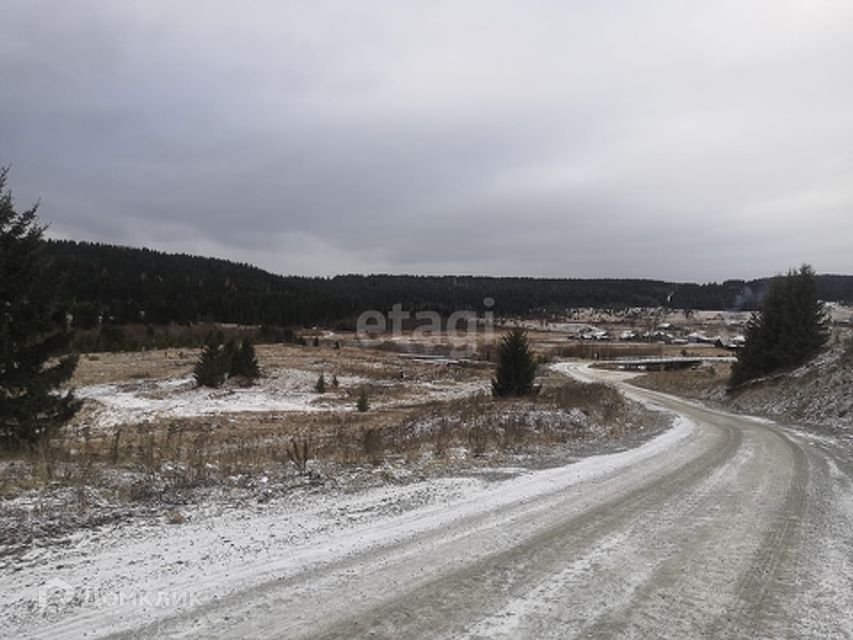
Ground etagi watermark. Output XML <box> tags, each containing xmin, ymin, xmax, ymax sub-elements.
<box><xmin>356</xmin><ymin>297</ymin><xmax>496</xmax><ymax>358</ymax></box>
<box><xmin>36</xmin><ymin>578</ymin><xmax>199</xmax><ymax>615</ymax></box>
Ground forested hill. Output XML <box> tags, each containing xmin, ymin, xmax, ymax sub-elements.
<box><xmin>45</xmin><ymin>240</ymin><xmax>339</xmax><ymax>328</ymax></box>
<box><xmin>45</xmin><ymin>240</ymin><xmax>853</xmax><ymax>328</ymax></box>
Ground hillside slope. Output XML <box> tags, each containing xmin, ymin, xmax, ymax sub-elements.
<box><xmin>634</xmin><ymin>332</ymin><xmax>853</xmax><ymax>433</ymax></box>
<box><xmin>725</xmin><ymin>336</ymin><xmax>853</xmax><ymax>432</ymax></box>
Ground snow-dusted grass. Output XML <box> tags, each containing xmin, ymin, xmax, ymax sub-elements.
<box><xmin>0</xmin><ymin>345</ymin><xmax>673</xmax><ymax>636</ymax></box>
<box><xmin>73</xmin><ymin>366</ymin><xmax>490</xmax><ymax>430</ymax></box>
<box><xmin>0</xmin><ymin>418</ymin><xmax>696</xmax><ymax>639</ymax></box>
<box><xmin>1</xmin><ymin>354</ymin><xmax>671</xmax><ymax>574</ymax></box>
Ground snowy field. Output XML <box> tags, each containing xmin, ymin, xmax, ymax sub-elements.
<box><xmin>73</xmin><ymin>366</ymin><xmax>489</xmax><ymax>430</ymax></box>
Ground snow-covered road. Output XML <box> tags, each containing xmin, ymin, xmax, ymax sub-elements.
<box><xmin>9</xmin><ymin>363</ymin><xmax>853</xmax><ymax>639</ymax></box>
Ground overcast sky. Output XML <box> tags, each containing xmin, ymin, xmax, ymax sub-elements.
<box><xmin>1</xmin><ymin>1</ymin><xmax>851</xmax><ymax>282</ymax></box>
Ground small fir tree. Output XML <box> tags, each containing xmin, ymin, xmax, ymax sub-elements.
<box><xmin>230</xmin><ymin>338</ymin><xmax>260</xmax><ymax>380</ymax></box>
<box><xmin>356</xmin><ymin>388</ymin><xmax>369</xmax><ymax>412</ymax></box>
<box><xmin>194</xmin><ymin>333</ymin><xmax>229</xmax><ymax>388</ymax></box>
<box><xmin>491</xmin><ymin>328</ymin><xmax>538</xmax><ymax>398</ymax></box>
<box><xmin>222</xmin><ymin>339</ymin><xmax>238</xmax><ymax>370</ymax></box>
<box><xmin>315</xmin><ymin>372</ymin><xmax>326</xmax><ymax>393</ymax></box>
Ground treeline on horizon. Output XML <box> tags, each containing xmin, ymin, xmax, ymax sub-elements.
<box><xmin>46</xmin><ymin>240</ymin><xmax>853</xmax><ymax>330</ymax></box>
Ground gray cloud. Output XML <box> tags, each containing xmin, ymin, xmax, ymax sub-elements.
<box><xmin>1</xmin><ymin>0</ymin><xmax>851</xmax><ymax>281</ymax></box>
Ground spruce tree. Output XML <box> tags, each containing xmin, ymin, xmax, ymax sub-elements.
<box><xmin>731</xmin><ymin>265</ymin><xmax>829</xmax><ymax>386</ymax></box>
<box><xmin>491</xmin><ymin>328</ymin><xmax>538</xmax><ymax>397</ymax></box>
<box><xmin>356</xmin><ymin>388</ymin><xmax>369</xmax><ymax>412</ymax></box>
<box><xmin>783</xmin><ymin>265</ymin><xmax>830</xmax><ymax>359</ymax></box>
<box><xmin>0</xmin><ymin>169</ymin><xmax>80</xmax><ymax>449</ymax></box>
<box><xmin>194</xmin><ymin>332</ymin><xmax>229</xmax><ymax>388</ymax></box>
<box><xmin>315</xmin><ymin>372</ymin><xmax>326</xmax><ymax>393</ymax></box>
<box><xmin>222</xmin><ymin>338</ymin><xmax>238</xmax><ymax>372</ymax></box>
<box><xmin>230</xmin><ymin>338</ymin><xmax>260</xmax><ymax>381</ymax></box>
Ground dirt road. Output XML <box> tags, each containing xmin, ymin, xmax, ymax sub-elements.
<box><xmin>28</xmin><ymin>363</ymin><xmax>853</xmax><ymax>639</ymax></box>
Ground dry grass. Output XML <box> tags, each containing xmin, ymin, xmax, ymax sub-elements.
<box><xmin>366</xmin><ymin>377</ymin><xmax>648</xmax><ymax>462</ymax></box>
<box><xmin>842</xmin><ymin>334</ymin><xmax>853</xmax><ymax>367</ymax></box>
<box><xmin>2</xmin><ymin>329</ymin><xmax>669</xmax><ymax>513</ymax></box>
<box><xmin>2</xmin><ymin>376</ymin><xmax>647</xmax><ymax>507</ymax></box>
<box><xmin>554</xmin><ymin>343</ymin><xmax>665</xmax><ymax>360</ymax></box>
<box><xmin>72</xmin><ymin>350</ymin><xmax>195</xmax><ymax>386</ymax></box>
<box><xmin>547</xmin><ymin>342</ymin><xmax>730</xmax><ymax>361</ymax></box>
<box><xmin>632</xmin><ymin>364</ymin><xmax>730</xmax><ymax>400</ymax></box>
<box><xmin>70</xmin><ymin>341</ymin><xmax>488</xmax><ymax>389</ymax></box>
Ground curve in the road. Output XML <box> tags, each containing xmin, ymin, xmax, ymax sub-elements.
<box><xmin>89</xmin><ymin>362</ymin><xmax>853</xmax><ymax>639</ymax></box>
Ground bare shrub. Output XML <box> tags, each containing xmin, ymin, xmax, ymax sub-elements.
<box><xmin>286</xmin><ymin>437</ymin><xmax>313</xmax><ymax>474</ymax></box>
<box><xmin>843</xmin><ymin>334</ymin><xmax>853</xmax><ymax>366</ymax></box>
<box><xmin>109</xmin><ymin>429</ymin><xmax>122</xmax><ymax>464</ymax></box>
<box><xmin>185</xmin><ymin>429</ymin><xmax>212</xmax><ymax>485</ymax></box>
<box><xmin>541</xmin><ymin>379</ymin><xmax>626</xmax><ymax>422</ymax></box>
<box><xmin>433</xmin><ymin>419</ymin><xmax>453</xmax><ymax>458</ymax></box>
<box><xmin>76</xmin><ymin>425</ymin><xmax>98</xmax><ymax>486</ymax></box>
<box><xmin>362</xmin><ymin>428</ymin><xmax>384</xmax><ymax>466</ymax></box>
<box><xmin>499</xmin><ymin>416</ymin><xmax>530</xmax><ymax>452</ymax></box>
<box><xmin>468</xmin><ymin>423</ymin><xmax>489</xmax><ymax>457</ymax></box>
<box><xmin>132</xmin><ymin>424</ymin><xmax>159</xmax><ymax>473</ymax></box>
<box><xmin>328</xmin><ymin>423</ymin><xmax>360</xmax><ymax>465</ymax></box>
<box><xmin>30</xmin><ymin>437</ymin><xmax>61</xmax><ymax>484</ymax></box>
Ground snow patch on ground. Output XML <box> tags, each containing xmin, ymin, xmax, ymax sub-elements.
<box><xmin>74</xmin><ymin>369</ymin><xmax>490</xmax><ymax>429</ymax></box>
<box><xmin>74</xmin><ymin>369</ymin><xmax>346</xmax><ymax>428</ymax></box>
